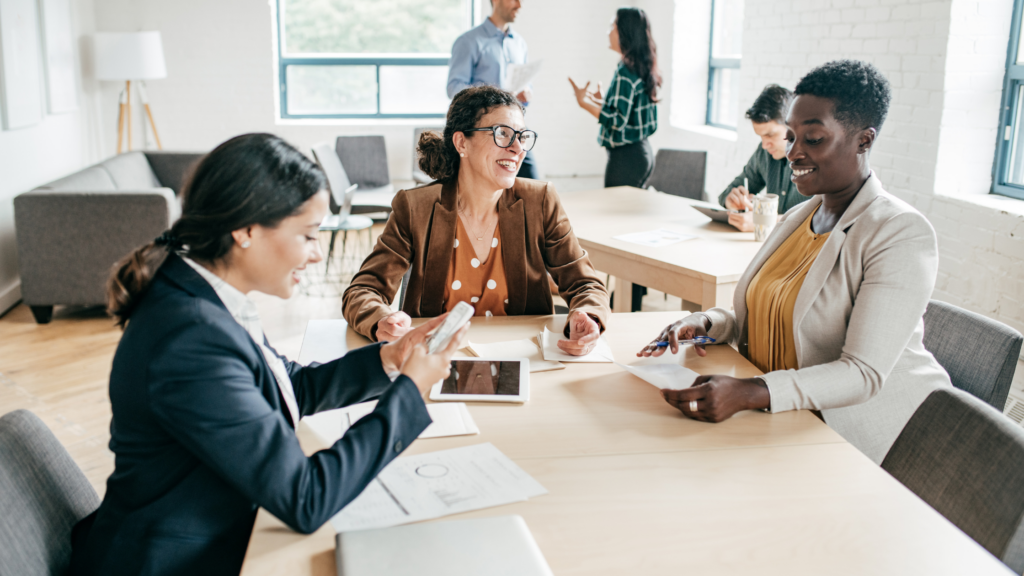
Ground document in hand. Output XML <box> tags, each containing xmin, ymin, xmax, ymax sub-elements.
<box><xmin>540</xmin><ymin>327</ymin><xmax>614</xmax><ymax>363</ymax></box>
<box><xmin>303</xmin><ymin>402</ymin><xmax>479</xmax><ymax>446</ymax></box>
<box><xmin>335</xmin><ymin>515</ymin><xmax>554</xmax><ymax>576</ymax></box>
<box><xmin>330</xmin><ymin>443</ymin><xmax>547</xmax><ymax>532</ymax></box>
<box><xmin>466</xmin><ymin>338</ymin><xmax>565</xmax><ymax>372</ymax></box>
<box><xmin>617</xmin><ymin>355</ymin><xmax>702</xmax><ymax>390</ymax></box>
<box><xmin>504</xmin><ymin>60</ymin><xmax>543</xmax><ymax>95</ymax></box>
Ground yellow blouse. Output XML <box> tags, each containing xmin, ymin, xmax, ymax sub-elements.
<box><xmin>443</xmin><ymin>217</ymin><xmax>509</xmax><ymax>317</ymax></box>
<box><xmin>746</xmin><ymin>207</ymin><xmax>830</xmax><ymax>373</ymax></box>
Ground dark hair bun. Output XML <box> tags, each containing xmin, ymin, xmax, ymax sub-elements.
<box><xmin>416</xmin><ymin>129</ymin><xmax>448</xmax><ymax>181</ymax></box>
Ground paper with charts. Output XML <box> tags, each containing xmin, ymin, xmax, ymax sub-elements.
<box><xmin>303</xmin><ymin>401</ymin><xmax>479</xmax><ymax>446</ymax></box>
<box><xmin>330</xmin><ymin>443</ymin><xmax>547</xmax><ymax>532</ymax></box>
<box><xmin>540</xmin><ymin>327</ymin><xmax>614</xmax><ymax>363</ymax></box>
<box><xmin>613</xmin><ymin>228</ymin><xmax>696</xmax><ymax>248</ymax></box>
<box><xmin>618</xmin><ymin>354</ymin><xmax>702</xmax><ymax>390</ymax></box>
<box><xmin>504</xmin><ymin>60</ymin><xmax>543</xmax><ymax>95</ymax></box>
<box><xmin>467</xmin><ymin>338</ymin><xmax>565</xmax><ymax>372</ymax></box>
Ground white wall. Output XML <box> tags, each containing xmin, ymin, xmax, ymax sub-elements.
<box><xmin>90</xmin><ymin>0</ymin><xmax>626</xmax><ymax>180</ymax></box>
<box><xmin>0</xmin><ymin>0</ymin><xmax>103</xmax><ymax>313</ymax></box>
<box><xmin>649</xmin><ymin>0</ymin><xmax>1024</xmax><ymax>336</ymax></box>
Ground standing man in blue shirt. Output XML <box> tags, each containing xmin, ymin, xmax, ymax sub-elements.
<box><xmin>447</xmin><ymin>0</ymin><xmax>539</xmax><ymax>179</ymax></box>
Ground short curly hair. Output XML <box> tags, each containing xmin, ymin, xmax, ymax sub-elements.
<box><xmin>794</xmin><ymin>60</ymin><xmax>892</xmax><ymax>134</ymax></box>
<box><xmin>417</xmin><ymin>86</ymin><xmax>523</xmax><ymax>183</ymax></box>
<box><xmin>746</xmin><ymin>84</ymin><xmax>793</xmax><ymax>124</ymax></box>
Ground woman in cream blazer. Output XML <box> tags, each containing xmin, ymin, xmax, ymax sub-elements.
<box><xmin>639</xmin><ymin>60</ymin><xmax>951</xmax><ymax>464</ymax></box>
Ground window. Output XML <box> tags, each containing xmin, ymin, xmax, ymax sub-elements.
<box><xmin>994</xmin><ymin>0</ymin><xmax>1024</xmax><ymax>199</ymax></box>
<box><xmin>706</xmin><ymin>0</ymin><xmax>743</xmax><ymax>129</ymax></box>
<box><xmin>276</xmin><ymin>0</ymin><xmax>478</xmax><ymax>119</ymax></box>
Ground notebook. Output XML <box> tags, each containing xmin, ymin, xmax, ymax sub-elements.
<box><xmin>335</xmin><ymin>515</ymin><xmax>554</xmax><ymax>576</ymax></box>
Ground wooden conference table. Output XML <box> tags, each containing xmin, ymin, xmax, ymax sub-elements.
<box><xmin>241</xmin><ymin>312</ymin><xmax>1011</xmax><ymax>576</ymax></box>
<box><xmin>561</xmin><ymin>187</ymin><xmax>763</xmax><ymax>313</ymax></box>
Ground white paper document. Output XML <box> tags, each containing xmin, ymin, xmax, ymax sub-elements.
<box><xmin>540</xmin><ymin>327</ymin><xmax>614</xmax><ymax>363</ymax></box>
<box><xmin>613</xmin><ymin>228</ymin><xmax>696</xmax><ymax>248</ymax></box>
<box><xmin>617</xmin><ymin>362</ymin><xmax>702</xmax><ymax>390</ymax></box>
<box><xmin>504</xmin><ymin>60</ymin><xmax>543</xmax><ymax>95</ymax></box>
<box><xmin>303</xmin><ymin>402</ymin><xmax>480</xmax><ymax>446</ymax></box>
<box><xmin>330</xmin><ymin>443</ymin><xmax>547</xmax><ymax>532</ymax></box>
<box><xmin>467</xmin><ymin>338</ymin><xmax>565</xmax><ymax>372</ymax></box>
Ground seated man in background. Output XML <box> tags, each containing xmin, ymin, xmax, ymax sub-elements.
<box><xmin>718</xmin><ymin>84</ymin><xmax>809</xmax><ymax>231</ymax></box>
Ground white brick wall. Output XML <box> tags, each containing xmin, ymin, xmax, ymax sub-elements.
<box><xmin>650</xmin><ymin>0</ymin><xmax>1024</xmax><ymax>339</ymax></box>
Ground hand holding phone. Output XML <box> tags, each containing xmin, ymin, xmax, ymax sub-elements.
<box><xmin>425</xmin><ymin>301</ymin><xmax>475</xmax><ymax>354</ymax></box>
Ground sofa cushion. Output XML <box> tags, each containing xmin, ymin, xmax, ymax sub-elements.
<box><xmin>35</xmin><ymin>167</ymin><xmax>116</xmax><ymax>191</ymax></box>
<box><xmin>100</xmin><ymin>152</ymin><xmax>160</xmax><ymax>189</ymax></box>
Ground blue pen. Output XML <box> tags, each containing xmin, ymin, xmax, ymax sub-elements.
<box><xmin>655</xmin><ymin>336</ymin><xmax>715</xmax><ymax>347</ymax></box>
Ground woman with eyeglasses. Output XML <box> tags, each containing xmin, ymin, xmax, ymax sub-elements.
<box><xmin>343</xmin><ymin>85</ymin><xmax>610</xmax><ymax>354</ymax></box>
<box><xmin>569</xmin><ymin>6</ymin><xmax>661</xmax><ymax>312</ymax></box>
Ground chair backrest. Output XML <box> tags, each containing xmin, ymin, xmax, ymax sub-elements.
<box><xmin>312</xmin><ymin>142</ymin><xmax>357</xmax><ymax>218</ymax></box>
<box><xmin>646</xmin><ymin>149</ymin><xmax>707</xmax><ymax>200</ymax></box>
<box><xmin>882</xmin><ymin>388</ymin><xmax>1024</xmax><ymax>572</ymax></box>
<box><xmin>336</xmin><ymin>136</ymin><xmax>390</xmax><ymax>189</ymax></box>
<box><xmin>922</xmin><ymin>299</ymin><xmax>1023</xmax><ymax>410</ymax></box>
<box><xmin>0</xmin><ymin>409</ymin><xmax>100</xmax><ymax>575</ymax></box>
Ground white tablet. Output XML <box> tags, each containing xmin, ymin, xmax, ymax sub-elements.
<box><xmin>429</xmin><ymin>358</ymin><xmax>530</xmax><ymax>403</ymax></box>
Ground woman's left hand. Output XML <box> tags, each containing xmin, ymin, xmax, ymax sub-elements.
<box><xmin>568</xmin><ymin>77</ymin><xmax>592</xmax><ymax>107</ymax></box>
<box><xmin>661</xmin><ymin>375</ymin><xmax>770</xmax><ymax>423</ymax></box>
<box><xmin>557</xmin><ymin>310</ymin><xmax>601</xmax><ymax>356</ymax></box>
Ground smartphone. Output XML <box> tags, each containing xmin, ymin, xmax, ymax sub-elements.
<box><xmin>425</xmin><ymin>301</ymin><xmax>475</xmax><ymax>354</ymax></box>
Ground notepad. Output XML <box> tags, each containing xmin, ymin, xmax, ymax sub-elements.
<box><xmin>302</xmin><ymin>401</ymin><xmax>479</xmax><ymax>446</ymax></box>
<box><xmin>612</xmin><ymin>228</ymin><xmax>696</xmax><ymax>248</ymax></box>
<box><xmin>540</xmin><ymin>327</ymin><xmax>614</xmax><ymax>363</ymax></box>
<box><xmin>466</xmin><ymin>338</ymin><xmax>565</xmax><ymax>372</ymax></box>
<box><xmin>335</xmin><ymin>515</ymin><xmax>554</xmax><ymax>576</ymax></box>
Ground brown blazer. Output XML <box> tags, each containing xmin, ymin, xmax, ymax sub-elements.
<box><xmin>343</xmin><ymin>178</ymin><xmax>610</xmax><ymax>340</ymax></box>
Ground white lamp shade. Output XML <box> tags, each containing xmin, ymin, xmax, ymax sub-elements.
<box><xmin>94</xmin><ymin>31</ymin><xmax>167</xmax><ymax>80</ymax></box>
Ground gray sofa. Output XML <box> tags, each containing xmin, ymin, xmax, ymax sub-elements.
<box><xmin>14</xmin><ymin>151</ymin><xmax>204</xmax><ymax>323</ymax></box>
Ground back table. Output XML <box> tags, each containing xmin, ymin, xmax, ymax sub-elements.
<box><xmin>240</xmin><ymin>312</ymin><xmax>1011</xmax><ymax>576</ymax></box>
<box><xmin>560</xmin><ymin>186</ymin><xmax>763</xmax><ymax>313</ymax></box>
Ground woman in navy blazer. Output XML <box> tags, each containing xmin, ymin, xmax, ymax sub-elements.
<box><xmin>69</xmin><ymin>134</ymin><xmax>467</xmax><ymax>575</ymax></box>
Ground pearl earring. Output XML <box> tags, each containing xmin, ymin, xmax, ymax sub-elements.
<box><xmin>241</xmin><ymin>241</ymin><xmax>251</xmax><ymax>248</ymax></box>
<box><xmin>460</xmin><ymin>153</ymin><xmax>465</xmax><ymax>157</ymax></box>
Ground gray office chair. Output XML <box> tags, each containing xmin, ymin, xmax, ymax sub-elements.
<box><xmin>412</xmin><ymin>128</ymin><xmax>436</xmax><ymax>185</ymax></box>
<box><xmin>335</xmin><ymin>136</ymin><xmax>396</xmax><ymax>216</ymax></box>
<box><xmin>0</xmin><ymin>409</ymin><xmax>100</xmax><ymax>575</ymax></box>
<box><xmin>311</xmin><ymin>143</ymin><xmax>374</xmax><ymax>276</ymax></box>
<box><xmin>922</xmin><ymin>300</ymin><xmax>1023</xmax><ymax>410</ymax></box>
<box><xmin>646</xmin><ymin>149</ymin><xmax>707</xmax><ymax>200</ymax></box>
<box><xmin>882</xmin><ymin>388</ymin><xmax>1024</xmax><ymax>573</ymax></box>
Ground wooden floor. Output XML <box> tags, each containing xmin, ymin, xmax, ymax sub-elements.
<box><xmin>2</xmin><ymin>224</ymin><xmax>1022</xmax><ymax>497</ymax></box>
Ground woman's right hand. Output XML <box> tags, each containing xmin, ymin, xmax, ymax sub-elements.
<box><xmin>568</xmin><ymin>77</ymin><xmax>592</xmax><ymax>107</ymax></box>
<box><xmin>637</xmin><ymin>313</ymin><xmax>710</xmax><ymax>358</ymax></box>
<box><xmin>376</xmin><ymin>311</ymin><xmax>412</xmax><ymax>342</ymax></box>
<box><xmin>400</xmin><ymin>323</ymin><xmax>470</xmax><ymax>394</ymax></box>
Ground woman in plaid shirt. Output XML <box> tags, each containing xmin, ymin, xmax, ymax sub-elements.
<box><xmin>569</xmin><ymin>7</ymin><xmax>661</xmax><ymax>188</ymax></box>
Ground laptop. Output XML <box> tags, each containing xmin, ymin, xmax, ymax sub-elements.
<box><xmin>335</xmin><ymin>515</ymin><xmax>553</xmax><ymax>576</ymax></box>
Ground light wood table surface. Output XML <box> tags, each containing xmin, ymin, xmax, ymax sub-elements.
<box><xmin>561</xmin><ymin>186</ymin><xmax>764</xmax><ymax>313</ymax></box>
<box><xmin>241</xmin><ymin>312</ymin><xmax>1011</xmax><ymax>576</ymax></box>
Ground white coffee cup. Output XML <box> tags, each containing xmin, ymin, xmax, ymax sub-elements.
<box><xmin>752</xmin><ymin>194</ymin><xmax>779</xmax><ymax>242</ymax></box>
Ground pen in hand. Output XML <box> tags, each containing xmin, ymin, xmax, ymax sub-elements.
<box><xmin>655</xmin><ymin>336</ymin><xmax>716</xmax><ymax>347</ymax></box>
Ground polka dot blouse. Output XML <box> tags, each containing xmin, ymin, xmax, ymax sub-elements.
<box><xmin>443</xmin><ymin>217</ymin><xmax>509</xmax><ymax>317</ymax></box>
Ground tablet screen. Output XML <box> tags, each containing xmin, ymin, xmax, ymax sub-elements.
<box><xmin>439</xmin><ymin>360</ymin><xmax>521</xmax><ymax>396</ymax></box>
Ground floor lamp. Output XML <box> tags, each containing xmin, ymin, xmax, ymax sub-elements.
<box><xmin>94</xmin><ymin>32</ymin><xmax>167</xmax><ymax>154</ymax></box>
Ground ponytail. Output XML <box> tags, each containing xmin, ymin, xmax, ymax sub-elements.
<box><xmin>106</xmin><ymin>231</ymin><xmax>179</xmax><ymax>327</ymax></box>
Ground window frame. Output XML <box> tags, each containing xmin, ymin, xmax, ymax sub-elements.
<box><xmin>705</xmin><ymin>0</ymin><xmax>741</xmax><ymax>130</ymax></box>
<box><xmin>993</xmin><ymin>0</ymin><xmax>1024</xmax><ymax>200</ymax></box>
<box><xmin>275</xmin><ymin>0</ymin><xmax>476</xmax><ymax>120</ymax></box>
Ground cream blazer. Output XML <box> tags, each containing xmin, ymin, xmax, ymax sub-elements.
<box><xmin>704</xmin><ymin>173</ymin><xmax>951</xmax><ymax>464</ymax></box>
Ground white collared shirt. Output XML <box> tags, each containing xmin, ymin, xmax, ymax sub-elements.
<box><xmin>182</xmin><ymin>258</ymin><xmax>301</xmax><ymax>427</ymax></box>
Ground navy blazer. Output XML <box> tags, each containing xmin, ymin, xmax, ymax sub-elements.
<box><xmin>70</xmin><ymin>254</ymin><xmax>432</xmax><ymax>576</ymax></box>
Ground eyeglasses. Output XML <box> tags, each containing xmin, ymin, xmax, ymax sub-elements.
<box><xmin>463</xmin><ymin>125</ymin><xmax>538</xmax><ymax>152</ymax></box>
